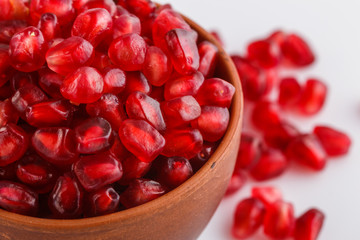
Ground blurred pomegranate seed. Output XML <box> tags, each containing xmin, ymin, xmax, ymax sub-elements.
<box><xmin>232</xmin><ymin>198</ymin><xmax>265</xmax><ymax>239</ymax></box>
<box><xmin>234</xmin><ymin>133</ymin><xmax>262</xmax><ymax>170</ymax></box>
<box><xmin>196</xmin><ymin>78</ymin><xmax>235</xmax><ymax>108</ymax></box>
<box><xmin>280</xmin><ymin>33</ymin><xmax>315</xmax><ymax>67</ymax></box>
<box><xmin>0</xmin><ymin>20</ymin><xmax>27</xmax><ymax>44</ymax></box>
<box><xmin>85</xmin><ymin>186</ymin><xmax>120</xmax><ymax>217</ymax></box>
<box><xmin>225</xmin><ymin>170</ymin><xmax>247</xmax><ymax>196</ymax></box>
<box><xmin>0</xmin><ymin>99</ymin><xmax>19</xmax><ymax>127</ymax></box>
<box><xmin>264</xmin><ymin>121</ymin><xmax>300</xmax><ymax>151</ymax></box>
<box><xmin>0</xmin><ymin>0</ymin><xmax>28</xmax><ymax>21</ymax></box>
<box><xmin>198</xmin><ymin>41</ymin><xmax>218</xmax><ymax>78</ymax></box>
<box><xmin>313</xmin><ymin>125</ymin><xmax>351</xmax><ymax>156</ymax></box>
<box><xmin>112</xmin><ymin>13</ymin><xmax>141</xmax><ymax>39</ymax></box>
<box><xmin>251</xmin><ymin>186</ymin><xmax>283</xmax><ymax>208</ymax></box>
<box><xmin>125</xmin><ymin>0</ymin><xmax>156</xmax><ymax>19</ymax></box>
<box><xmin>37</xmin><ymin>13</ymin><xmax>60</xmax><ymax>42</ymax></box>
<box><xmin>0</xmin><ymin>44</ymin><xmax>13</xmax><ymax>88</ymax></box>
<box><xmin>298</xmin><ymin>78</ymin><xmax>327</xmax><ymax>115</ymax></box>
<box><xmin>118</xmin><ymin>154</ymin><xmax>151</xmax><ymax>185</ymax></box>
<box><xmin>79</xmin><ymin>0</ymin><xmax>117</xmax><ymax>16</ymax></box>
<box><xmin>164</xmin><ymin>71</ymin><xmax>204</xmax><ymax>100</ymax></box>
<box><xmin>251</xmin><ymin>100</ymin><xmax>282</xmax><ymax>131</ymax></box>
<box><xmin>294</xmin><ymin>208</ymin><xmax>325</xmax><ymax>240</ymax></box>
<box><xmin>278</xmin><ymin>76</ymin><xmax>302</xmax><ymax>108</ymax></box>
<box><xmin>247</xmin><ymin>39</ymin><xmax>279</xmax><ymax>69</ymax></box>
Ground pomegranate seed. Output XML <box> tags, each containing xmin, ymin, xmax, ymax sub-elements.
<box><xmin>108</xmin><ymin>33</ymin><xmax>147</xmax><ymax>71</ymax></box>
<box><xmin>120</xmin><ymin>178</ymin><xmax>165</xmax><ymax>208</ymax></box>
<box><xmin>32</xmin><ymin>128</ymin><xmax>78</xmax><ymax>166</ymax></box>
<box><xmin>0</xmin><ymin>20</ymin><xmax>27</xmax><ymax>44</ymax></box>
<box><xmin>0</xmin><ymin>99</ymin><xmax>19</xmax><ymax>127</ymax></box>
<box><xmin>235</xmin><ymin>133</ymin><xmax>262</xmax><ymax>170</ymax></box>
<box><xmin>196</xmin><ymin>78</ymin><xmax>235</xmax><ymax>108</ymax></box>
<box><xmin>112</xmin><ymin>13</ymin><xmax>141</xmax><ymax>39</ymax></box>
<box><xmin>79</xmin><ymin>0</ymin><xmax>117</xmax><ymax>16</ymax></box>
<box><xmin>37</xmin><ymin>13</ymin><xmax>60</xmax><ymax>42</ymax></box>
<box><xmin>286</xmin><ymin>134</ymin><xmax>327</xmax><ymax>171</ymax></box>
<box><xmin>298</xmin><ymin>78</ymin><xmax>327</xmax><ymax>115</ymax></box>
<box><xmin>313</xmin><ymin>125</ymin><xmax>351</xmax><ymax>157</ymax></box>
<box><xmin>142</xmin><ymin>46</ymin><xmax>173</xmax><ymax>87</ymax></box>
<box><xmin>247</xmin><ymin>39</ymin><xmax>279</xmax><ymax>69</ymax></box>
<box><xmin>86</xmin><ymin>93</ymin><xmax>127</xmax><ymax>131</ymax></box>
<box><xmin>251</xmin><ymin>100</ymin><xmax>282</xmax><ymax>131</ymax></box>
<box><xmin>278</xmin><ymin>77</ymin><xmax>302</xmax><ymax>108</ymax></box>
<box><xmin>118</xmin><ymin>154</ymin><xmax>151</xmax><ymax>185</ymax></box>
<box><xmin>0</xmin><ymin>44</ymin><xmax>12</xmax><ymax>88</ymax></box>
<box><xmin>9</xmin><ymin>26</ymin><xmax>47</xmax><ymax>72</ymax></box>
<box><xmin>75</xmin><ymin>117</ymin><xmax>113</xmax><ymax>154</ymax></box>
<box><xmin>250</xmin><ymin>148</ymin><xmax>288</xmax><ymax>181</ymax></box>
<box><xmin>264</xmin><ymin>121</ymin><xmax>300</xmax><ymax>151</ymax></box>
<box><xmin>48</xmin><ymin>173</ymin><xmax>83</xmax><ymax>218</ymax></box>
<box><xmin>190</xmin><ymin>142</ymin><xmax>217</xmax><ymax>172</ymax></box>
<box><xmin>91</xmin><ymin>51</ymin><xmax>111</xmax><ymax>70</ymax></box>
<box><xmin>0</xmin><ymin>123</ymin><xmax>28</xmax><ymax>166</ymax></box>
<box><xmin>72</xmin><ymin>8</ymin><xmax>113</xmax><ymax>47</ymax></box>
<box><xmin>165</xmin><ymin>28</ymin><xmax>199</xmax><ymax>75</ymax></box>
<box><xmin>161</xmin><ymin>95</ymin><xmax>201</xmax><ymax>128</ymax></box>
<box><xmin>225</xmin><ymin>170</ymin><xmax>247</xmax><ymax>196</ymax></box>
<box><xmin>0</xmin><ymin>0</ymin><xmax>28</xmax><ymax>21</ymax></box>
<box><xmin>263</xmin><ymin>200</ymin><xmax>295</xmax><ymax>239</ymax></box>
<box><xmin>156</xmin><ymin>156</ymin><xmax>193</xmax><ymax>189</ymax></box>
<box><xmin>16</xmin><ymin>154</ymin><xmax>57</xmax><ymax>193</ymax></box>
<box><xmin>74</xmin><ymin>152</ymin><xmax>122</xmax><ymax>192</ymax></box>
<box><xmin>126</xmin><ymin>91</ymin><xmax>166</xmax><ymax>131</ymax></box>
<box><xmin>38</xmin><ymin>67</ymin><xmax>63</xmax><ymax>98</ymax></box>
<box><xmin>119</xmin><ymin>119</ymin><xmax>165</xmax><ymax>163</ymax></box>
<box><xmin>232</xmin><ymin>198</ymin><xmax>266</xmax><ymax>239</ymax></box>
<box><xmin>46</xmin><ymin>36</ymin><xmax>94</xmax><ymax>76</ymax></box>
<box><xmin>125</xmin><ymin>0</ymin><xmax>156</xmax><ymax>19</ymax></box>
<box><xmin>61</xmin><ymin>66</ymin><xmax>104</xmax><ymax>104</ymax></box>
<box><xmin>294</xmin><ymin>208</ymin><xmax>325</xmax><ymax>240</ymax></box>
<box><xmin>29</xmin><ymin>0</ymin><xmax>75</xmax><ymax>26</ymax></box>
<box><xmin>113</xmin><ymin>4</ymin><xmax>130</xmax><ymax>17</ymax></box>
<box><xmin>251</xmin><ymin>186</ymin><xmax>283</xmax><ymax>208</ymax></box>
<box><xmin>191</xmin><ymin>106</ymin><xmax>229</xmax><ymax>142</ymax></box>
<box><xmin>10</xmin><ymin>71</ymin><xmax>38</xmax><ymax>92</ymax></box>
<box><xmin>0</xmin><ymin>180</ymin><xmax>38</xmax><ymax>216</ymax></box>
<box><xmin>123</xmin><ymin>71</ymin><xmax>151</xmax><ymax>99</ymax></box>
<box><xmin>164</xmin><ymin>71</ymin><xmax>204</xmax><ymax>100</ymax></box>
<box><xmin>267</xmin><ymin>30</ymin><xmax>286</xmax><ymax>47</ymax></box>
<box><xmin>198</xmin><ymin>41</ymin><xmax>218</xmax><ymax>78</ymax></box>
<box><xmin>280</xmin><ymin>33</ymin><xmax>315</xmax><ymax>67</ymax></box>
<box><xmin>85</xmin><ymin>186</ymin><xmax>120</xmax><ymax>217</ymax></box>
<box><xmin>162</xmin><ymin>128</ymin><xmax>203</xmax><ymax>159</ymax></box>
<box><xmin>0</xmin><ymin>162</ymin><xmax>17</xmax><ymax>180</ymax></box>
<box><xmin>25</xmin><ymin>99</ymin><xmax>75</xmax><ymax>127</ymax></box>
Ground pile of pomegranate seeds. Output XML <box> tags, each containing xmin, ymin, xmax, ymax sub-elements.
<box><xmin>225</xmin><ymin>29</ymin><xmax>351</xmax><ymax>239</ymax></box>
<box><xmin>0</xmin><ymin>0</ymin><xmax>236</xmax><ymax>218</ymax></box>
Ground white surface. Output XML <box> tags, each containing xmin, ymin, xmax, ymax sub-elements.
<box><xmin>157</xmin><ymin>0</ymin><xmax>360</xmax><ymax>239</ymax></box>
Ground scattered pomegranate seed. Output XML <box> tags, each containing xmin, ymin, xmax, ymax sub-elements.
<box><xmin>251</xmin><ymin>186</ymin><xmax>283</xmax><ymax>208</ymax></box>
<box><xmin>298</xmin><ymin>78</ymin><xmax>327</xmax><ymax>115</ymax></box>
<box><xmin>263</xmin><ymin>121</ymin><xmax>300</xmax><ymax>151</ymax></box>
<box><xmin>85</xmin><ymin>186</ymin><xmax>120</xmax><ymax>217</ymax></box>
<box><xmin>251</xmin><ymin>100</ymin><xmax>282</xmax><ymax>131</ymax></box>
<box><xmin>280</xmin><ymin>33</ymin><xmax>315</xmax><ymax>67</ymax></box>
<box><xmin>225</xmin><ymin>170</ymin><xmax>247</xmax><ymax>196</ymax></box>
<box><xmin>313</xmin><ymin>125</ymin><xmax>351</xmax><ymax>156</ymax></box>
<box><xmin>234</xmin><ymin>133</ymin><xmax>262</xmax><ymax>170</ymax></box>
<box><xmin>247</xmin><ymin>39</ymin><xmax>279</xmax><ymax>69</ymax></box>
<box><xmin>294</xmin><ymin>208</ymin><xmax>325</xmax><ymax>240</ymax></box>
<box><xmin>278</xmin><ymin>77</ymin><xmax>302</xmax><ymax>108</ymax></box>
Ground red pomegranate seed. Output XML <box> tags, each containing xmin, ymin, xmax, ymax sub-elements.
<box><xmin>119</xmin><ymin>119</ymin><xmax>165</xmax><ymax>163</ymax></box>
<box><xmin>79</xmin><ymin>0</ymin><xmax>117</xmax><ymax>16</ymax></box>
<box><xmin>0</xmin><ymin>99</ymin><xmax>19</xmax><ymax>127</ymax></box>
<box><xmin>118</xmin><ymin>154</ymin><xmax>151</xmax><ymax>185</ymax></box>
<box><xmin>298</xmin><ymin>78</ymin><xmax>327</xmax><ymax>115</ymax></box>
<box><xmin>191</xmin><ymin>106</ymin><xmax>229</xmax><ymax>142</ymax></box>
<box><xmin>286</xmin><ymin>134</ymin><xmax>327</xmax><ymax>171</ymax></box>
<box><xmin>108</xmin><ymin>33</ymin><xmax>147</xmax><ymax>71</ymax></box>
<box><xmin>280</xmin><ymin>33</ymin><xmax>315</xmax><ymax>67</ymax></box>
<box><xmin>164</xmin><ymin>71</ymin><xmax>204</xmax><ymax>100</ymax></box>
<box><xmin>0</xmin><ymin>180</ymin><xmax>38</xmax><ymax>216</ymax></box>
<box><xmin>72</xmin><ymin>8</ymin><xmax>113</xmax><ymax>47</ymax></box>
<box><xmin>38</xmin><ymin>67</ymin><xmax>63</xmax><ymax>98</ymax></box>
<box><xmin>267</xmin><ymin>30</ymin><xmax>286</xmax><ymax>46</ymax></box>
<box><xmin>294</xmin><ymin>208</ymin><xmax>325</xmax><ymax>240</ymax></box>
<box><xmin>313</xmin><ymin>125</ymin><xmax>351</xmax><ymax>157</ymax></box>
<box><xmin>25</xmin><ymin>99</ymin><xmax>75</xmax><ymax>127</ymax></box>
<box><xmin>113</xmin><ymin>4</ymin><xmax>130</xmax><ymax>17</ymax></box>
<box><xmin>32</xmin><ymin>128</ymin><xmax>78</xmax><ymax>166</ymax></box>
<box><xmin>152</xmin><ymin>9</ymin><xmax>191</xmax><ymax>52</ymax></box>
<box><xmin>278</xmin><ymin>77</ymin><xmax>302</xmax><ymax>108</ymax></box>
<box><xmin>113</xmin><ymin>13</ymin><xmax>141</xmax><ymax>39</ymax></box>
<box><xmin>10</xmin><ymin>71</ymin><xmax>38</xmax><ymax>92</ymax></box>
<box><xmin>142</xmin><ymin>46</ymin><xmax>173</xmax><ymax>87</ymax></box>
<box><xmin>125</xmin><ymin>0</ymin><xmax>156</xmax><ymax>19</ymax></box>
<box><xmin>61</xmin><ymin>66</ymin><xmax>104</xmax><ymax>104</ymax></box>
<box><xmin>263</xmin><ymin>200</ymin><xmax>295</xmax><ymax>239</ymax></box>
<box><xmin>109</xmin><ymin>132</ymin><xmax>129</xmax><ymax>157</ymax></box>
<box><xmin>86</xmin><ymin>186</ymin><xmax>120</xmax><ymax>217</ymax></box>
<box><xmin>264</xmin><ymin>121</ymin><xmax>300</xmax><ymax>151</ymax></box>
<box><xmin>29</xmin><ymin>0</ymin><xmax>75</xmax><ymax>26</ymax></box>
<box><xmin>251</xmin><ymin>186</ymin><xmax>283</xmax><ymax>208</ymax></box>
<box><xmin>0</xmin><ymin>162</ymin><xmax>17</xmax><ymax>180</ymax></box>
<box><xmin>126</xmin><ymin>91</ymin><xmax>166</xmax><ymax>131</ymax></box>
<box><xmin>161</xmin><ymin>95</ymin><xmax>201</xmax><ymax>128</ymax></box>
<box><xmin>225</xmin><ymin>170</ymin><xmax>247</xmax><ymax>196</ymax></box>
<box><xmin>75</xmin><ymin>117</ymin><xmax>113</xmax><ymax>154</ymax></box>
<box><xmin>91</xmin><ymin>51</ymin><xmax>111</xmax><ymax>70</ymax></box>
<box><xmin>9</xmin><ymin>26</ymin><xmax>47</xmax><ymax>72</ymax></box>
<box><xmin>120</xmin><ymin>178</ymin><xmax>165</xmax><ymax>208</ymax></box>
<box><xmin>0</xmin><ymin>124</ymin><xmax>28</xmax><ymax>166</ymax></box>
<box><xmin>247</xmin><ymin>39</ymin><xmax>279</xmax><ymax>69</ymax></box>
<box><xmin>251</xmin><ymin>100</ymin><xmax>282</xmax><ymax>131</ymax></box>
<box><xmin>234</xmin><ymin>133</ymin><xmax>262</xmax><ymax>170</ymax></box>
<box><xmin>123</xmin><ymin>71</ymin><xmax>151</xmax><ymax>99</ymax></box>
<box><xmin>156</xmin><ymin>156</ymin><xmax>193</xmax><ymax>189</ymax></box>
<box><xmin>86</xmin><ymin>93</ymin><xmax>127</xmax><ymax>131</ymax></box>
<box><xmin>162</xmin><ymin>128</ymin><xmax>203</xmax><ymax>159</ymax></box>
<box><xmin>165</xmin><ymin>28</ymin><xmax>199</xmax><ymax>75</ymax></box>
<box><xmin>48</xmin><ymin>173</ymin><xmax>83</xmax><ymax>218</ymax></box>
<box><xmin>0</xmin><ymin>20</ymin><xmax>27</xmax><ymax>44</ymax></box>
<box><xmin>232</xmin><ymin>197</ymin><xmax>266</xmax><ymax>239</ymax></box>
<box><xmin>16</xmin><ymin>154</ymin><xmax>57</xmax><ymax>193</ymax></box>
<box><xmin>46</xmin><ymin>36</ymin><xmax>94</xmax><ymax>76</ymax></box>
<box><xmin>101</xmin><ymin>66</ymin><xmax>126</xmax><ymax>94</ymax></box>
<box><xmin>37</xmin><ymin>13</ymin><xmax>60</xmax><ymax>42</ymax></box>
<box><xmin>198</xmin><ymin>41</ymin><xmax>218</xmax><ymax>78</ymax></box>
<box><xmin>190</xmin><ymin>142</ymin><xmax>217</xmax><ymax>172</ymax></box>
<box><xmin>0</xmin><ymin>44</ymin><xmax>12</xmax><ymax>88</ymax></box>
<box><xmin>196</xmin><ymin>78</ymin><xmax>235</xmax><ymax>108</ymax></box>
<box><xmin>250</xmin><ymin>148</ymin><xmax>288</xmax><ymax>181</ymax></box>
<box><xmin>74</xmin><ymin>152</ymin><xmax>122</xmax><ymax>192</ymax></box>
<box><xmin>11</xmin><ymin>83</ymin><xmax>48</xmax><ymax>116</ymax></box>
<box><xmin>0</xmin><ymin>0</ymin><xmax>28</xmax><ymax>21</ymax></box>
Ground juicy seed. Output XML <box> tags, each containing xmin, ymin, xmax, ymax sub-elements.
<box><xmin>294</xmin><ymin>208</ymin><xmax>325</xmax><ymax>240</ymax></box>
<box><xmin>313</xmin><ymin>125</ymin><xmax>351</xmax><ymax>156</ymax></box>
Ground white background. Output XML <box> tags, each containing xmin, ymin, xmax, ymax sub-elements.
<box><xmin>157</xmin><ymin>0</ymin><xmax>360</xmax><ymax>239</ymax></box>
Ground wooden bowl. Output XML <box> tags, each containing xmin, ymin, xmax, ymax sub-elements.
<box><xmin>0</xmin><ymin>13</ymin><xmax>243</xmax><ymax>240</ymax></box>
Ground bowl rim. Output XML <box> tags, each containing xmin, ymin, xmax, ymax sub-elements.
<box><xmin>0</xmin><ymin>10</ymin><xmax>243</xmax><ymax>230</ymax></box>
